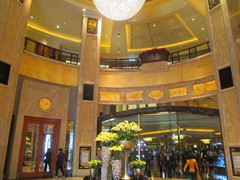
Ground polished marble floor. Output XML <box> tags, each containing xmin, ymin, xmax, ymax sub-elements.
<box><xmin>38</xmin><ymin>178</ymin><xmax>183</xmax><ymax>180</ymax></box>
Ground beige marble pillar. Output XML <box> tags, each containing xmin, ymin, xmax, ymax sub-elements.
<box><xmin>72</xmin><ymin>16</ymin><xmax>102</xmax><ymax>177</ymax></box>
<box><xmin>206</xmin><ymin>0</ymin><xmax>240</xmax><ymax>179</ymax></box>
<box><xmin>0</xmin><ymin>0</ymin><xmax>32</xmax><ymax>179</ymax></box>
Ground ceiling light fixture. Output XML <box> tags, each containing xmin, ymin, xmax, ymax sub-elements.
<box><xmin>93</xmin><ymin>0</ymin><xmax>145</xmax><ymax>21</ymax></box>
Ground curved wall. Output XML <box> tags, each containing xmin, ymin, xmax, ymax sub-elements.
<box><xmin>19</xmin><ymin>51</ymin><xmax>79</xmax><ymax>86</ymax></box>
<box><xmin>19</xmin><ymin>51</ymin><xmax>216</xmax><ymax>105</ymax></box>
<box><xmin>99</xmin><ymin>54</ymin><xmax>214</xmax><ymax>88</ymax></box>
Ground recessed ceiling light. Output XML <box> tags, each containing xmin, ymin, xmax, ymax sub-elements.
<box><xmin>56</xmin><ymin>25</ymin><xmax>60</xmax><ymax>29</ymax></box>
<box><xmin>30</xmin><ymin>16</ymin><xmax>34</xmax><ymax>19</ymax></box>
<box><xmin>201</xmin><ymin>27</ymin><xmax>205</xmax><ymax>30</ymax></box>
<box><xmin>82</xmin><ymin>8</ymin><xmax>86</xmax><ymax>12</ymax></box>
<box><xmin>63</xmin><ymin>22</ymin><xmax>66</xmax><ymax>25</ymax></box>
<box><xmin>153</xmin><ymin>24</ymin><xmax>156</xmax><ymax>27</ymax></box>
<box><xmin>192</xmin><ymin>18</ymin><xmax>195</xmax><ymax>21</ymax></box>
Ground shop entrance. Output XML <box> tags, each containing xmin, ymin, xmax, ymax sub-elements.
<box><xmin>17</xmin><ymin>116</ymin><xmax>60</xmax><ymax>179</ymax></box>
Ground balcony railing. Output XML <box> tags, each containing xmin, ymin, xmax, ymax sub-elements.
<box><xmin>24</xmin><ymin>37</ymin><xmax>80</xmax><ymax>65</ymax></box>
<box><xmin>24</xmin><ymin>37</ymin><xmax>211</xmax><ymax>69</ymax></box>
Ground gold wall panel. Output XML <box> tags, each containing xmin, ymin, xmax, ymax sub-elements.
<box><xmin>148</xmin><ymin>90</ymin><xmax>164</xmax><ymax>99</ymax></box>
<box><xmin>99</xmin><ymin>92</ymin><xmax>121</xmax><ymax>101</ymax></box>
<box><xmin>19</xmin><ymin>51</ymin><xmax>78</xmax><ymax>86</ymax></box>
<box><xmin>193</xmin><ymin>80</ymin><xmax>217</xmax><ymax>94</ymax></box>
<box><xmin>126</xmin><ymin>91</ymin><xmax>143</xmax><ymax>101</ymax></box>
<box><xmin>99</xmin><ymin>54</ymin><xmax>214</xmax><ymax>88</ymax></box>
<box><xmin>169</xmin><ymin>86</ymin><xmax>187</xmax><ymax>97</ymax></box>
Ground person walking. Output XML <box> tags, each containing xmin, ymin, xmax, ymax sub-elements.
<box><xmin>55</xmin><ymin>148</ymin><xmax>65</xmax><ymax>177</ymax></box>
<box><xmin>184</xmin><ymin>153</ymin><xmax>200</xmax><ymax>180</ymax></box>
<box><xmin>44</xmin><ymin>148</ymin><xmax>51</xmax><ymax>172</ymax></box>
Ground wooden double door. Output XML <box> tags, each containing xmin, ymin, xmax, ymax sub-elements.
<box><xmin>18</xmin><ymin>116</ymin><xmax>60</xmax><ymax>179</ymax></box>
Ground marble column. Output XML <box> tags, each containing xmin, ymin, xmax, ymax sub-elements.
<box><xmin>0</xmin><ymin>0</ymin><xmax>32</xmax><ymax>179</ymax></box>
<box><xmin>72</xmin><ymin>16</ymin><xmax>102</xmax><ymax>177</ymax></box>
<box><xmin>206</xmin><ymin>0</ymin><xmax>240</xmax><ymax>179</ymax></box>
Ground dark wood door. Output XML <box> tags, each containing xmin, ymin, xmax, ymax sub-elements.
<box><xmin>18</xmin><ymin>116</ymin><xmax>60</xmax><ymax>179</ymax></box>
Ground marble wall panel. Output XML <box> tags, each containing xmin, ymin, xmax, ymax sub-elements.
<box><xmin>8</xmin><ymin>79</ymin><xmax>69</xmax><ymax>179</ymax></box>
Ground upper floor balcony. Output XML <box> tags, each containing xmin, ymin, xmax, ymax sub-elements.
<box><xmin>24</xmin><ymin>37</ymin><xmax>211</xmax><ymax>69</ymax></box>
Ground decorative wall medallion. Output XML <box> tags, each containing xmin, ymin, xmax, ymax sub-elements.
<box><xmin>39</xmin><ymin>97</ymin><xmax>52</xmax><ymax>111</ymax></box>
<box><xmin>208</xmin><ymin>0</ymin><xmax>220</xmax><ymax>10</ymax></box>
<box><xmin>87</xmin><ymin>18</ymin><xmax>98</xmax><ymax>34</ymax></box>
<box><xmin>148</xmin><ymin>90</ymin><xmax>164</xmax><ymax>99</ymax></box>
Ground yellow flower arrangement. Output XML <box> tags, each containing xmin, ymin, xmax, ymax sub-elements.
<box><xmin>88</xmin><ymin>160</ymin><xmax>102</xmax><ymax>169</ymax></box>
<box><xmin>110</xmin><ymin>144</ymin><xmax>124</xmax><ymax>160</ymax></box>
<box><xmin>130</xmin><ymin>159</ymin><xmax>146</xmax><ymax>169</ymax></box>
<box><xmin>95</xmin><ymin>131</ymin><xmax>118</xmax><ymax>147</ymax></box>
<box><xmin>111</xmin><ymin>120</ymin><xmax>142</xmax><ymax>141</ymax></box>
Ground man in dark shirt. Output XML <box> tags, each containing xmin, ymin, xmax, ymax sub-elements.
<box><xmin>55</xmin><ymin>148</ymin><xmax>65</xmax><ymax>177</ymax></box>
<box><xmin>44</xmin><ymin>148</ymin><xmax>51</xmax><ymax>172</ymax></box>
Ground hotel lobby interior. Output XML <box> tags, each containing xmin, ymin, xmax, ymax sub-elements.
<box><xmin>0</xmin><ymin>0</ymin><xmax>240</xmax><ymax>179</ymax></box>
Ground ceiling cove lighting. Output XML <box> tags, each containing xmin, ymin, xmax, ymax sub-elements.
<box><xmin>93</xmin><ymin>0</ymin><xmax>145</xmax><ymax>21</ymax></box>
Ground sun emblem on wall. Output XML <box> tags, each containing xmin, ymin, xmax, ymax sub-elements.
<box><xmin>39</xmin><ymin>97</ymin><xmax>52</xmax><ymax>111</ymax></box>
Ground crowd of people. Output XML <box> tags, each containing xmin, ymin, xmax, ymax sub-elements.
<box><xmin>142</xmin><ymin>146</ymin><xmax>225</xmax><ymax>179</ymax></box>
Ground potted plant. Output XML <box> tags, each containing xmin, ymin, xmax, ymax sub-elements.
<box><xmin>110</xmin><ymin>144</ymin><xmax>124</xmax><ymax>180</ymax></box>
<box><xmin>130</xmin><ymin>159</ymin><xmax>146</xmax><ymax>169</ymax></box>
<box><xmin>139</xmin><ymin>47</ymin><xmax>170</xmax><ymax>64</ymax></box>
<box><xmin>88</xmin><ymin>160</ymin><xmax>102</xmax><ymax>179</ymax></box>
<box><xmin>95</xmin><ymin>131</ymin><xmax>118</xmax><ymax>167</ymax></box>
<box><xmin>110</xmin><ymin>144</ymin><xmax>124</xmax><ymax>160</ymax></box>
<box><xmin>130</xmin><ymin>159</ymin><xmax>146</xmax><ymax>178</ymax></box>
<box><xmin>111</xmin><ymin>120</ymin><xmax>142</xmax><ymax>179</ymax></box>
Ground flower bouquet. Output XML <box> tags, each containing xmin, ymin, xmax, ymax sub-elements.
<box><xmin>111</xmin><ymin>120</ymin><xmax>142</xmax><ymax>142</ymax></box>
<box><xmin>130</xmin><ymin>159</ymin><xmax>146</xmax><ymax>169</ymax></box>
<box><xmin>95</xmin><ymin>131</ymin><xmax>118</xmax><ymax>147</ymax></box>
<box><xmin>110</xmin><ymin>144</ymin><xmax>124</xmax><ymax>160</ymax></box>
<box><xmin>88</xmin><ymin>160</ymin><xmax>102</xmax><ymax>169</ymax></box>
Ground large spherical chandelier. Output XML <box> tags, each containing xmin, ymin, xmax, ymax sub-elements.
<box><xmin>93</xmin><ymin>0</ymin><xmax>145</xmax><ymax>21</ymax></box>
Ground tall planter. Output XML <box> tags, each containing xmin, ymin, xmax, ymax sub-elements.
<box><xmin>111</xmin><ymin>160</ymin><xmax>122</xmax><ymax>180</ymax></box>
<box><xmin>89</xmin><ymin>168</ymin><xmax>98</xmax><ymax>179</ymax></box>
<box><xmin>101</xmin><ymin>146</ymin><xmax>111</xmax><ymax>167</ymax></box>
<box><xmin>118</xmin><ymin>140</ymin><xmax>136</xmax><ymax>180</ymax></box>
<box><xmin>133</xmin><ymin>168</ymin><xmax>144</xmax><ymax>179</ymax></box>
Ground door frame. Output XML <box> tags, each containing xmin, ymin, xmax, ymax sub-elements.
<box><xmin>17</xmin><ymin>116</ymin><xmax>61</xmax><ymax>179</ymax></box>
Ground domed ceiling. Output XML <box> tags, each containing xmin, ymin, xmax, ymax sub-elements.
<box><xmin>26</xmin><ymin>0</ymin><xmax>209</xmax><ymax>58</ymax></box>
